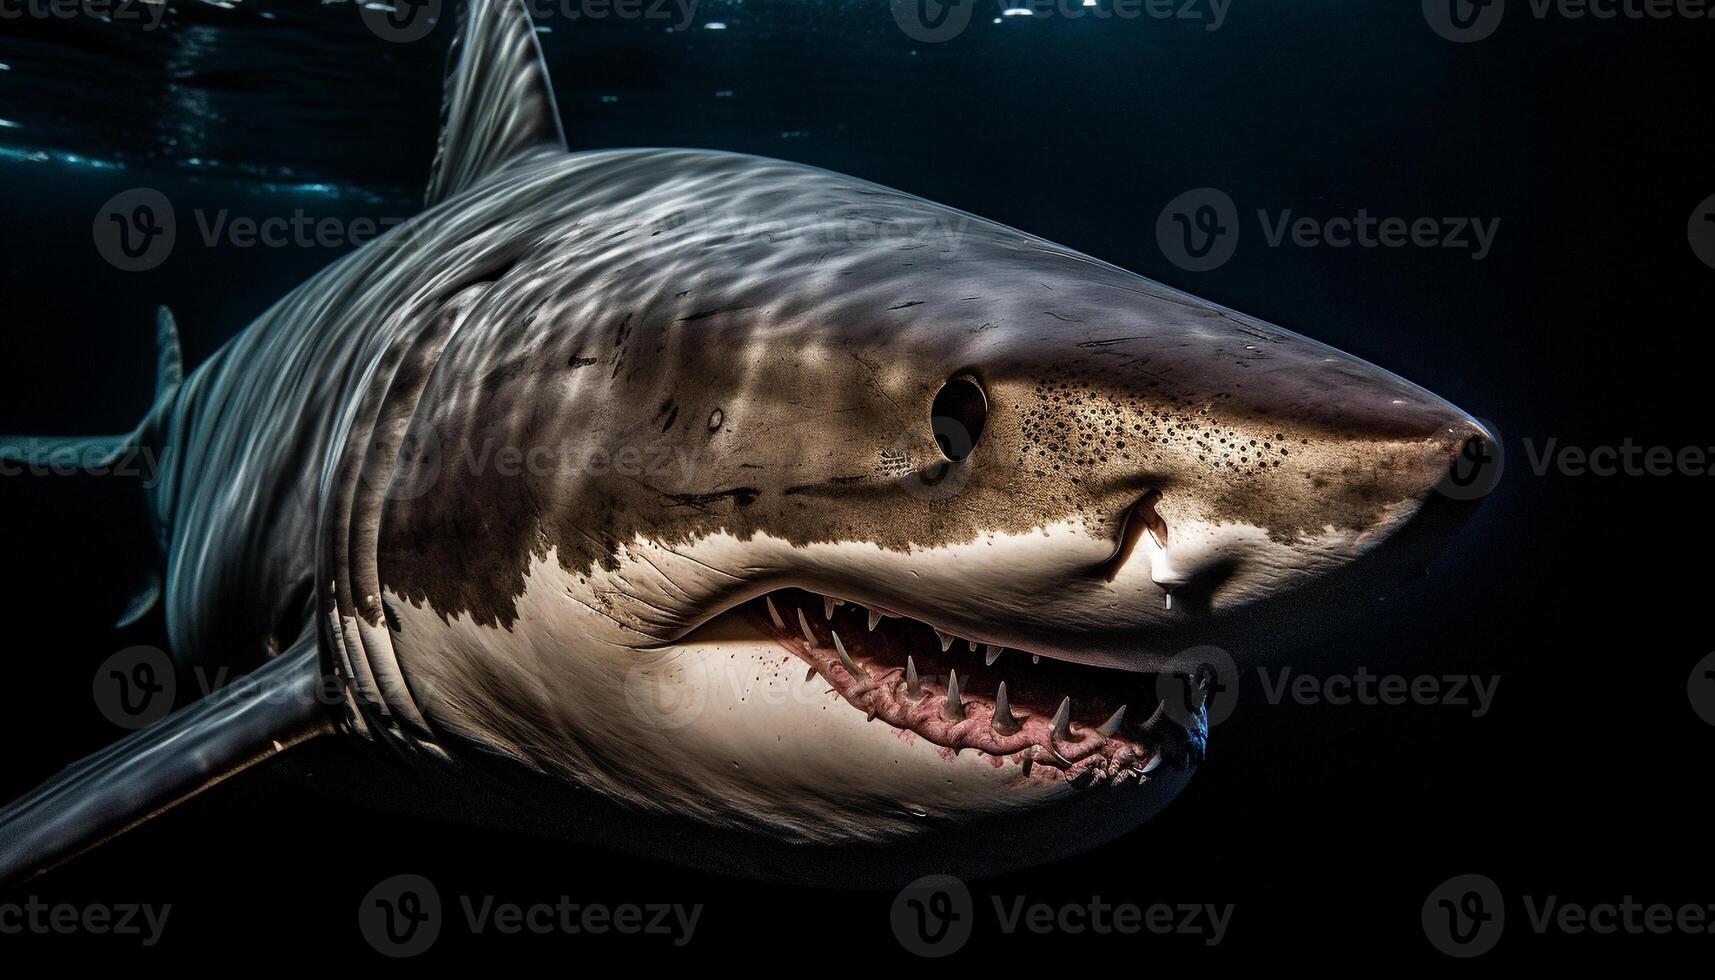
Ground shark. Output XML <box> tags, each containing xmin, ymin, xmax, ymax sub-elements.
<box><xmin>0</xmin><ymin>0</ymin><xmax>1492</xmax><ymax>886</ymax></box>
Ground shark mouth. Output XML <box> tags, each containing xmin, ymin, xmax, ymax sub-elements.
<box><xmin>741</xmin><ymin>588</ymin><xmax>1206</xmax><ymax>788</ymax></box>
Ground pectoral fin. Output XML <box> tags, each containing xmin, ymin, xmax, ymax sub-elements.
<box><xmin>0</xmin><ymin>636</ymin><xmax>335</xmax><ymax>884</ymax></box>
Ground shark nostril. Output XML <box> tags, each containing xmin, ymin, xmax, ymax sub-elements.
<box><xmin>1105</xmin><ymin>489</ymin><xmax>1168</xmax><ymax>582</ymax></box>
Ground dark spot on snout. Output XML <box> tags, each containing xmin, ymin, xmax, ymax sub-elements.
<box><xmin>567</xmin><ymin>354</ymin><xmax>598</xmax><ymax>369</ymax></box>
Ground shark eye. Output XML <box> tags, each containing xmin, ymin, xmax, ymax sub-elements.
<box><xmin>931</xmin><ymin>376</ymin><xmax>988</xmax><ymax>462</ymax></box>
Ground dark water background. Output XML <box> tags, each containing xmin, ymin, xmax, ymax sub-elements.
<box><xmin>2</xmin><ymin>0</ymin><xmax>1712</xmax><ymax>965</ymax></box>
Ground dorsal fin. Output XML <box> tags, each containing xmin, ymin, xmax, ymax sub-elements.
<box><xmin>155</xmin><ymin>304</ymin><xmax>183</xmax><ymax>397</ymax></box>
<box><xmin>425</xmin><ymin>0</ymin><xmax>568</xmax><ymax>206</ymax></box>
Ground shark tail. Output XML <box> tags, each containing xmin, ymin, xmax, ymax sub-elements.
<box><xmin>0</xmin><ymin>305</ymin><xmax>184</xmax><ymax>626</ymax></box>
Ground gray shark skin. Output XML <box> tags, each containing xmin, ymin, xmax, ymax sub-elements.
<box><xmin>0</xmin><ymin>0</ymin><xmax>1490</xmax><ymax>886</ymax></box>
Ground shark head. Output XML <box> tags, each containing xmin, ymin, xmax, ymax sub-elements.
<box><xmin>359</xmin><ymin>150</ymin><xmax>1492</xmax><ymax>872</ymax></box>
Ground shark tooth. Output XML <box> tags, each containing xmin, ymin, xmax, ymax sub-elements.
<box><xmin>804</xmin><ymin>665</ymin><xmax>817</xmax><ymax>683</ymax></box>
<box><xmin>832</xmin><ymin>630</ymin><xmax>868</xmax><ymax>682</ymax></box>
<box><xmin>984</xmin><ymin>645</ymin><xmax>1003</xmax><ymax>667</ymax></box>
<box><xmin>943</xmin><ymin>669</ymin><xmax>965</xmax><ymax>721</ymax></box>
<box><xmin>1049</xmin><ymin>696</ymin><xmax>1073</xmax><ymax>741</ymax></box>
<box><xmin>868</xmin><ymin>608</ymin><xmax>882</xmax><ymax>631</ymax></box>
<box><xmin>1139</xmin><ymin>699</ymin><xmax>1168</xmax><ymax>735</ymax></box>
<box><xmin>1142</xmin><ymin>752</ymin><xmax>1163</xmax><ymax>773</ymax></box>
<box><xmin>935</xmin><ymin>630</ymin><xmax>953</xmax><ymax>652</ymax></box>
<box><xmin>967</xmin><ymin>638</ymin><xmax>978</xmax><ymax>652</ymax></box>
<box><xmin>991</xmin><ymin>681</ymin><xmax>1021</xmax><ymax>734</ymax></box>
<box><xmin>765</xmin><ymin>595</ymin><xmax>786</xmax><ymax>630</ymax></box>
<box><xmin>904</xmin><ymin>656</ymin><xmax>926</xmax><ymax>700</ymax></box>
<box><xmin>823</xmin><ymin>595</ymin><xmax>835</xmax><ymax>619</ymax></box>
<box><xmin>1031</xmin><ymin>654</ymin><xmax>1040</xmax><ymax>665</ymax></box>
<box><xmin>1097</xmin><ymin>704</ymin><xmax>1127</xmax><ymax>737</ymax></box>
<box><xmin>796</xmin><ymin>608</ymin><xmax>817</xmax><ymax>647</ymax></box>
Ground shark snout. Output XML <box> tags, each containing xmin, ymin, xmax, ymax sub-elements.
<box><xmin>1084</xmin><ymin>390</ymin><xmax>1493</xmax><ymax>632</ymax></box>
